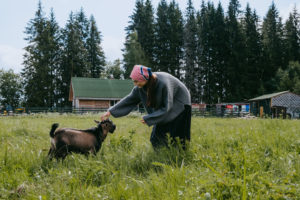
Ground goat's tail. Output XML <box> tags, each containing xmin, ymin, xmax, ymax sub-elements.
<box><xmin>50</xmin><ymin>123</ymin><xmax>59</xmax><ymax>138</ymax></box>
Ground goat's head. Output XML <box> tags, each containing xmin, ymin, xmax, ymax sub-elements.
<box><xmin>94</xmin><ymin>119</ymin><xmax>116</xmax><ymax>134</ymax></box>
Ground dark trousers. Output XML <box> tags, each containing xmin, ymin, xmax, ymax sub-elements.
<box><xmin>150</xmin><ymin>105</ymin><xmax>191</xmax><ymax>149</ymax></box>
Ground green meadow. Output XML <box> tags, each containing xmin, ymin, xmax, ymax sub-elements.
<box><xmin>0</xmin><ymin>113</ymin><xmax>299</xmax><ymax>199</ymax></box>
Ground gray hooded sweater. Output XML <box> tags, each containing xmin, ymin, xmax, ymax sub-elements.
<box><xmin>108</xmin><ymin>72</ymin><xmax>191</xmax><ymax>126</ymax></box>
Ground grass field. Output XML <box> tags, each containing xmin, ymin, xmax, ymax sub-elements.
<box><xmin>0</xmin><ymin>113</ymin><xmax>299</xmax><ymax>199</ymax></box>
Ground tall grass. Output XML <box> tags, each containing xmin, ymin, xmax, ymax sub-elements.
<box><xmin>0</xmin><ymin>113</ymin><xmax>299</xmax><ymax>199</ymax></box>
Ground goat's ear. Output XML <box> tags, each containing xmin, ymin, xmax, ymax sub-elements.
<box><xmin>94</xmin><ymin>120</ymin><xmax>100</xmax><ymax>124</ymax></box>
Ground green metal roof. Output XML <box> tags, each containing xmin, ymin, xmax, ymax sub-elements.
<box><xmin>71</xmin><ymin>77</ymin><xmax>134</xmax><ymax>99</ymax></box>
<box><xmin>248</xmin><ymin>91</ymin><xmax>289</xmax><ymax>101</ymax></box>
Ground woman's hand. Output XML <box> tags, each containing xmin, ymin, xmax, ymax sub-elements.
<box><xmin>101</xmin><ymin>111</ymin><xmax>111</xmax><ymax>121</ymax></box>
<box><xmin>141</xmin><ymin>118</ymin><xmax>147</xmax><ymax>125</ymax></box>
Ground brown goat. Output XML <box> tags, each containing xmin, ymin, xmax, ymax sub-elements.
<box><xmin>48</xmin><ymin>119</ymin><xmax>116</xmax><ymax>160</ymax></box>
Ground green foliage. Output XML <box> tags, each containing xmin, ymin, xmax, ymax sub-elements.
<box><xmin>22</xmin><ymin>2</ymin><xmax>106</xmax><ymax>107</ymax></box>
<box><xmin>154</xmin><ymin>0</ymin><xmax>184</xmax><ymax>79</ymax></box>
<box><xmin>284</xmin><ymin>6</ymin><xmax>300</xmax><ymax>64</ymax></box>
<box><xmin>262</xmin><ymin>2</ymin><xmax>285</xmax><ymax>93</ymax></box>
<box><xmin>101</xmin><ymin>59</ymin><xmax>124</xmax><ymax>79</ymax></box>
<box><xmin>125</xmin><ymin>0</ymin><xmax>155</xmax><ymax>70</ymax></box>
<box><xmin>0</xmin><ymin>69</ymin><xmax>22</xmax><ymax>108</ymax></box>
<box><xmin>122</xmin><ymin>31</ymin><xmax>149</xmax><ymax>78</ymax></box>
<box><xmin>197</xmin><ymin>2</ymin><xmax>228</xmax><ymax>104</ymax></box>
<box><xmin>277</xmin><ymin>61</ymin><xmax>300</xmax><ymax>94</ymax></box>
<box><xmin>167</xmin><ymin>0</ymin><xmax>184</xmax><ymax>79</ymax></box>
<box><xmin>155</xmin><ymin>0</ymin><xmax>171</xmax><ymax>73</ymax></box>
<box><xmin>0</xmin><ymin>115</ymin><xmax>299</xmax><ymax>199</ymax></box>
<box><xmin>241</xmin><ymin>4</ymin><xmax>264</xmax><ymax>99</ymax></box>
<box><xmin>184</xmin><ymin>0</ymin><xmax>198</xmax><ymax>103</ymax></box>
<box><xmin>87</xmin><ymin>15</ymin><xmax>106</xmax><ymax>78</ymax></box>
<box><xmin>225</xmin><ymin>0</ymin><xmax>247</xmax><ymax>102</ymax></box>
<box><xmin>22</xmin><ymin>1</ymin><xmax>57</xmax><ymax>107</ymax></box>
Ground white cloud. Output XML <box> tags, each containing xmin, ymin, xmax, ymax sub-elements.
<box><xmin>279</xmin><ymin>2</ymin><xmax>300</xmax><ymax>21</ymax></box>
<box><xmin>102</xmin><ymin>35</ymin><xmax>124</xmax><ymax>62</ymax></box>
<box><xmin>0</xmin><ymin>44</ymin><xmax>24</xmax><ymax>73</ymax></box>
<box><xmin>0</xmin><ymin>35</ymin><xmax>124</xmax><ymax>74</ymax></box>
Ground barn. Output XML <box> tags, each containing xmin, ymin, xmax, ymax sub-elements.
<box><xmin>69</xmin><ymin>77</ymin><xmax>134</xmax><ymax>110</ymax></box>
<box><xmin>248</xmin><ymin>91</ymin><xmax>300</xmax><ymax>119</ymax></box>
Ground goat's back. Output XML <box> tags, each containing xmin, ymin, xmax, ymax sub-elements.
<box><xmin>53</xmin><ymin>128</ymin><xmax>99</xmax><ymax>150</ymax></box>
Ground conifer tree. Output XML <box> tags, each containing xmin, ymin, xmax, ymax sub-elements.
<box><xmin>284</xmin><ymin>7</ymin><xmax>300</xmax><ymax>64</ymax></box>
<box><xmin>143</xmin><ymin>0</ymin><xmax>156</xmax><ymax>69</ymax></box>
<box><xmin>45</xmin><ymin>9</ymin><xmax>62</xmax><ymax>107</ymax></box>
<box><xmin>87</xmin><ymin>15</ymin><xmax>106</xmax><ymax>78</ymax></box>
<box><xmin>60</xmin><ymin>12</ymin><xmax>88</xmax><ymax>105</ymax></box>
<box><xmin>167</xmin><ymin>0</ymin><xmax>184</xmax><ymax>78</ymax></box>
<box><xmin>262</xmin><ymin>2</ymin><xmax>285</xmax><ymax>93</ymax></box>
<box><xmin>196</xmin><ymin>1</ymin><xmax>207</xmax><ymax>103</ymax></box>
<box><xmin>213</xmin><ymin>3</ymin><xmax>228</xmax><ymax>102</ymax></box>
<box><xmin>122</xmin><ymin>31</ymin><xmax>149</xmax><ymax>78</ymax></box>
<box><xmin>22</xmin><ymin>1</ymin><xmax>61</xmax><ymax>107</ymax></box>
<box><xmin>22</xmin><ymin>1</ymin><xmax>45</xmax><ymax>107</ymax></box>
<box><xmin>242</xmin><ymin>4</ymin><xmax>263</xmax><ymax>98</ymax></box>
<box><xmin>75</xmin><ymin>8</ymin><xmax>90</xmax><ymax>45</ymax></box>
<box><xmin>225</xmin><ymin>0</ymin><xmax>246</xmax><ymax>101</ymax></box>
<box><xmin>126</xmin><ymin>0</ymin><xmax>155</xmax><ymax>69</ymax></box>
<box><xmin>155</xmin><ymin>0</ymin><xmax>171</xmax><ymax>72</ymax></box>
<box><xmin>197</xmin><ymin>2</ymin><xmax>227</xmax><ymax>104</ymax></box>
<box><xmin>74</xmin><ymin>8</ymin><xmax>90</xmax><ymax>76</ymax></box>
<box><xmin>184</xmin><ymin>0</ymin><xmax>198</xmax><ymax>102</ymax></box>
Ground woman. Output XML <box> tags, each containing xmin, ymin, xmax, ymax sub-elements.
<box><xmin>101</xmin><ymin>65</ymin><xmax>191</xmax><ymax>149</ymax></box>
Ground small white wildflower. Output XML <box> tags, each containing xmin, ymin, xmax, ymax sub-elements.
<box><xmin>178</xmin><ymin>190</ymin><xmax>183</xmax><ymax>196</ymax></box>
<box><xmin>204</xmin><ymin>192</ymin><xmax>211</xmax><ymax>200</ymax></box>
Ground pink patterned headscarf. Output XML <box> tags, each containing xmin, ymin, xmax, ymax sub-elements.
<box><xmin>130</xmin><ymin>65</ymin><xmax>152</xmax><ymax>81</ymax></box>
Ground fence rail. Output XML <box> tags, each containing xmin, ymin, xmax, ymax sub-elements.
<box><xmin>1</xmin><ymin>106</ymin><xmax>251</xmax><ymax>118</ymax></box>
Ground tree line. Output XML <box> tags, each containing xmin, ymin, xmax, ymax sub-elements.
<box><xmin>1</xmin><ymin>0</ymin><xmax>300</xmax><ymax>110</ymax></box>
<box><xmin>123</xmin><ymin>0</ymin><xmax>300</xmax><ymax>104</ymax></box>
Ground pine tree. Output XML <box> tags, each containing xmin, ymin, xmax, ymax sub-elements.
<box><xmin>197</xmin><ymin>2</ymin><xmax>227</xmax><ymax>104</ymax></box>
<box><xmin>167</xmin><ymin>0</ymin><xmax>184</xmax><ymax>79</ymax></box>
<box><xmin>225</xmin><ymin>0</ymin><xmax>246</xmax><ymax>101</ymax></box>
<box><xmin>45</xmin><ymin>9</ymin><xmax>62</xmax><ymax>107</ymax></box>
<box><xmin>60</xmin><ymin>12</ymin><xmax>88</xmax><ymax>105</ymax></box>
<box><xmin>126</xmin><ymin>0</ymin><xmax>155</xmax><ymax>69</ymax></box>
<box><xmin>87</xmin><ymin>15</ymin><xmax>106</xmax><ymax>78</ymax></box>
<box><xmin>75</xmin><ymin>8</ymin><xmax>90</xmax><ymax>44</ymax></box>
<box><xmin>262</xmin><ymin>2</ymin><xmax>285</xmax><ymax>93</ymax></box>
<box><xmin>22</xmin><ymin>1</ymin><xmax>59</xmax><ymax>107</ymax></box>
<box><xmin>284</xmin><ymin>6</ymin><xmax>300</xmax><ymax>64</ymax></box>
<box><xmin>196</xmin><ymin>1</ymin><xmax>207</xmax><ymax>103</ymax></box>
<box><xmin>126</xmin><ymin>0</ymin><xmax>144</xmax><ymax>35</ymax></box>
<box><xmin>154</xmin><ymin>0</ymin><xmax>171</xmax><ymax>73</ymax></box>
<box><xmin>122</xmin><ymin>31</ymin><xmax>149</xmax><ymax>78</ymax></box>
<box><xmin>242</xmin><ymin>4</ymin><xmax>263</xmax><ymax>98</ymax></box>
<box><xmin>184</xmin><ymin>0</ymin><xmax>198</xmax><ymax>103</ymax></box>
<box><xmin>74</xmin><ymin>8</ymin><xmax>90</xmax><ymax>76</ymax></box>
<box><xmin>213</xmin><ymin>3</ymin><xmax>228</xmax><ymax>102</ymax></box>
<box><xmin>143</xmin><ymin>0</ymin><xmax>156</xmax><ymax>69</ymax></box>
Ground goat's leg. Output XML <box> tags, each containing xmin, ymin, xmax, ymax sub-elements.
<box><xmin>90</xmin><ymin>147</ymin><xmax>97</xmax><ymax>156</ymax></box>
<box><xmin>48</xmin><ymin>148</ymin><xmax>54</xmax><ymax>160</ymax></box>
<box><xmin>55</xmin><ymin>143</ymin><xmax>68</xmax><ymax>160</ymax></box>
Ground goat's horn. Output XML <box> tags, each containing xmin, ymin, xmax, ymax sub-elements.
<box><xmin>94</xmin><ymin>120</ymin><xmax>100</xmax><ymax>124</ymax></box>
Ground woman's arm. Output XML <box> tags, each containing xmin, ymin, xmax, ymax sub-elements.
<box><xmin>108</xmin><ymin>87</ymin><xmax>141</xmax><ymax>118</ymax></box>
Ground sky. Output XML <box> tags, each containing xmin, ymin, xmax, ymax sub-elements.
<box><xmin>0</xmin><ymin>0</ymin><xmax>299</xmax><ymax>73</ymax></box>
